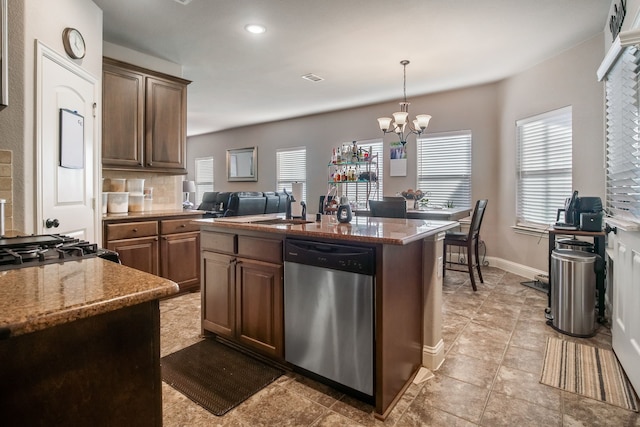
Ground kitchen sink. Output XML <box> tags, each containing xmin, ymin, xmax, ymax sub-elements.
<box><xmin>251</xmin><ymin>218</ymin><xmax>314</xmax><ymax>225</ymax></box>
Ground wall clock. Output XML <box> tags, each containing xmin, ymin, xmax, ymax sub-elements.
<box><xmin>62</xmin><ymin>27</ymin><xmax>85</xmax><ymax>59</ymax></box>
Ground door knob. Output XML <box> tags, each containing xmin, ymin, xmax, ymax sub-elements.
<box><xmin>45</xmin><ymin>218</ymin><xmax>60</xmax><ymax>228</ymax></box>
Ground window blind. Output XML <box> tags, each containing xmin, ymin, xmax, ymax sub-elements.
<box><xmin>340</xmin><ymin>139</ymin><xmax>383</xmax><ymax>207</ymax></box>
<box><xmin>417</xmin><ymin>131</ymin><xmax>472</xmax><ymax>209</ymax></box>
<box><xmin>605</xmin><ymin>46</ymin><xmax>640</xmax><ymax>223</ymax></box>
<box><xmin>194</xmin><ymin>156</ymin><xmax>214</xmax><ymax>205</ymax></box>
<box><xmin>516</xmin><ymin>107</ymin><xmax>572</xmax><ymax>228</ymax></box>
<box><xmin>277</xmin><ymin>147</ymin><xmax>307</xmax><ymax>202</ymax></box>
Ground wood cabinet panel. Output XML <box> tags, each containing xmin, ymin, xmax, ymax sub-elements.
<box><xmin>160</xmin><ymin>218</ymin><xmax>200</xmax><ymax>234</ymax></box>
<box><xmin>102</xmin><ymin>63</ymin><xmax>144</xmax><ymax>168</ymax></box>
<box><xmin>201</xmin><ymin>231</ymin><xmax>236</xmax><ymax>254</ymax></box>
<box><xmin>107</xmin><ymin>236</ymin><xmax>159</xmax><ymax>276</ymax></box>
<box><xmin>161</xmin><ymin>231</ymin><xmax>200</xmax><ymax>292</ymax></box>
<box><xmin>202</xmin><ymin>251</ymin><xmax>235</xmax><ymax>338</ymax></box>
<box><xmin>235</xmin><ymin>258</ymin><xmax>283</xmax><ymax>358</ymax></box>
<box><xmin>106</xmin><ymin>221</ymin><xmax>158</xmax><ymax>240</ymax></box>
<box><xmin>145</xmin><ymin>77</ymin><xmax>186</xmax><ymax>170</ymax></box>
<box><xmin>237</xmin><ymin>235</ymin><xmax>282</xmax><ymax>263</ymax></box>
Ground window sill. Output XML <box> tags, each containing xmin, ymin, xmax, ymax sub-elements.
<box><xmin>511</xmin><ymin>225</ymin><xmax>550</xmax><ymax>238</ymax></box>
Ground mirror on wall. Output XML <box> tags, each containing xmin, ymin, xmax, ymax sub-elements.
<box><xmin>227</xmin><ymin>147</ymin><xmax>257</xmax><ymax>181</ymax></box>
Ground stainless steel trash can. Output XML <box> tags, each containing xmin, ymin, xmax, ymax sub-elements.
<box><xmin>551</xmin><ymin>249</ymin><xmax>596</xmax><ymax>337</ymax></box>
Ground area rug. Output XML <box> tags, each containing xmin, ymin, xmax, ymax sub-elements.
<box><xmin>161</xmin><ymin>339</ymin><xmax>284</xmax><ymax>416</ymax></box>
<box><xmin>540</xmin><ymin>337</ymin><xmax>638</xmax><ymax>411</ymax></box>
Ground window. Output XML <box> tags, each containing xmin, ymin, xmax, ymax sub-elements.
<box><xmin>604</xmin><ymin>46</ymin><xmax>640</xmax><ymax>223</ymax></box>
<box><xmin>417</xmin><ymin>131</ymin><xmax>471</xmax><ymax>209</ymax></box>
<box><xmin>194</xmin><ymin>156</ymin><xmax>214</xmax><ymax>205</ymax></box>
<box><xmin>276</xmin><ymin>147</ymin><xmax>307</xmax><ymax>202</ymax></box>
<box><xmin>516</xmin><ymin>107</ymin><xmax>572</xmax><ymax>228</ymax></box>
<box><xmin>339</xmin><ymin>139</ymin><xmax>383</xmax><ymax>208</ymax></box>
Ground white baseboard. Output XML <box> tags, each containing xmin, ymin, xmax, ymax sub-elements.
<box><xmin>484</xmin><ymin>256</ymin><xmax>546</xmax><ymax>280</ymax></box>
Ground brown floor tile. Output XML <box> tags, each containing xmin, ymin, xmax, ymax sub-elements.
<box><xmin>283</xmin><ymin>372</ymin><xmax>344</xmax><ymax>408</ymax></box>
<box><xmin>396</xmin><ymin>404</ymin><xmax>479</xmax><ymax>427</ymax></box>
<box><xmin>449</xmin><ymin>321</ymin><xmax>511</xmax><ymax>362</ymax></box>
<box><xmin>561</xmin><ymin>391</ymin><xmax>640</xmax><ymax>426</ymax></box>
<box><xmin>481</xmin><ymin>392</ymin><xmax>562</xmax><ymax>426</ymax></box>
<box><xmin>437</xmin><ymin>351</ymin><xmax>500</xmax><ymax>389</ymax></box>
<box><xmin>492</xmin><ymin>365</ymin><xmax>561</xmax><ymax>411</ymax></box>
<box><xmin>311</xmin><ymin>410</ymin><xmax>367</xmax><ymax>426</ymax></box>
<box><xmin>501</xmin><ymin>344</ymin><xmax>545</xmax><ymax>375</ymax></box>
<box><xmin>412</xmin><ymin>374</ymin><xmax>490</xmax><ymax>424</ymax></box>
<box><xmin>233</xmin><ymin>385</ymin><xmax>328</xmax><ymax>426</ymax></box>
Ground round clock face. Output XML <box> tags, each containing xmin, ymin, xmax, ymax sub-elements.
<box><xmin>63</xmin><ymin>28</ymin><xmax>86</xmax><ymax>59</ymax></box>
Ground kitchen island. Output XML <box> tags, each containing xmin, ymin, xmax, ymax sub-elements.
<box><xmin>0</xmin><ymin>258</ymin><xmax>179</xmax><ymax>426</ymax></box>
<box><xmin>194</xmin><ymin>214</ymin><xmax>457</xmax><ymax>420</ymax></box>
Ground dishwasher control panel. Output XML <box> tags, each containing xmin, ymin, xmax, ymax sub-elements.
<box><xmin>284</xmin><ymin>239</ymin><xmax>375</xmax><ymax>276</ymax></box>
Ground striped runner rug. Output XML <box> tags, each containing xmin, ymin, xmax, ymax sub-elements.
<box><xmin>540</xmin><ymin>337</ymin><xmax>638</xmax><ymax>412</ymax></box>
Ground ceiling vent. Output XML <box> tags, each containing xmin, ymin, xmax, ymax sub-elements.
<box><xmin>174</xmin><ymin>0</ymin><xmax>193</xmax><ymax>5</ymax></box>
<box><xmin>301</xmin><ymin>73</ymin><xmax>324</xmax><ymax>82</ymax></box>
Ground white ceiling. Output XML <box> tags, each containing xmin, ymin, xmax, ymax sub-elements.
<box><xmin>93</xmin><ymin>0</ymin><xmax>611</xmax><ymax>137</ymax></box>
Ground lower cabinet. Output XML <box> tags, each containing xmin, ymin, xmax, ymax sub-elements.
<box><xmin>235</xmin><ymin>258</ymin><xmax>283</xmax><ymax>357</ymax></box>
<box><xmin>104</xmin><ymin>213</ymin><xmax>202</xmax><ymax>293</ymax></box>
<box><xmin>107</xmin><ymin>236</ymin><xmax>160</xmax><ymax>276</ymax></box>
<box><xmin>201</xmin><ymin>231</ymin><xmax>284</xmax><ymax>359</ymax></box>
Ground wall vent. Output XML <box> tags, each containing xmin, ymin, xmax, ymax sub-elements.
<box><xmin>301</xmin><ymin>73</ymin><xmax>324</xmax><ymax>82</ymax></box>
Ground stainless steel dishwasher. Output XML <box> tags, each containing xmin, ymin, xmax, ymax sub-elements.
<box><xmin>284</xmin><ymin>238</ymin><xmax>375</xmax><ymax>397</ymax></box>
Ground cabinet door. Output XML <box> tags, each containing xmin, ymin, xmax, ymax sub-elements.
<box><xmin>102</xmin><ymin>63</ymin><xmax>144</xmax><ymax>168</ymax></box>
<box><xmin>161</xmin><ymin>231</ymin><xmax>200</xmax><ymax>292</ymax></box>
<box><xmin>145</xmin><ymin>76</ymin><xmax>187</xmax><ymax>171</ymax></box>
<box><xmin>202</xmin><ymin>251</ymin><xmax>235</xmax><ymax>338</ymax></box>
<box><xmin>107</xmin><ymin>236</ymin><xmax>159</xmax><ymax>275</ymax></box>
<box><xmin>235</xmin><ymin>258</ymin><xmax>283</xmax><ymax>358</ymax></box>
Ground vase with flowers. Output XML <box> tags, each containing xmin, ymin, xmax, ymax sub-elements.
<box><xmin>400</xmin><ymin>189</ymin><xmax>428</xmax><ymax>209</ymax></box>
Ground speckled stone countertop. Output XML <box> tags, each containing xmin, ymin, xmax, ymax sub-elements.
<box><xmin>193</xmin><ymin>214</ymin><xmax>458</xmax><ymax>245</ymax></box>
<box><xmin>103</xmin><ymin>209</ymin><xmax>204</xmax><ymax>222</ymax></box>
<box><xmin>0</xmin><ymin>258</ymin><xmax>179</xmax><ymax>338</ymax></box>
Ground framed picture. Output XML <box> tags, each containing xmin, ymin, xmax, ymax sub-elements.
<box><xmin>0</xmin><ymin>0</ymin><xmax>7</xmax><ymax>107</ymax></box>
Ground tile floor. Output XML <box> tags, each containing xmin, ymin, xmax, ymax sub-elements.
<box><xmin>159</xmin><ymin>267</ymin><xmax>640</xmax><ymax>426</ymax></box>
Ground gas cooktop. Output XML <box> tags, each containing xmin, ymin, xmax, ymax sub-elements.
<box><xmin>0</xmin><ymin>234</ymin><xmax>117</xmax><ymax>271</ymax></box>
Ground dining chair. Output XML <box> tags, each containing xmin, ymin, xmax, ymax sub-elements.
<box><xmin>443</xmin><ymin>199</ymin><xmax>488</xmax><ymax>291</ymax></box>
<box><xmin>369</xmin><ymin>200</ymin><xmax>407</xmax><ymax>218</ymax></box>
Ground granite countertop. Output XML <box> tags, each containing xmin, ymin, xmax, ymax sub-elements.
<box><xmin>0</xmin><ymin>258</ymin><xmax>179</xmax><ymax>339</ymax></box>
<box><xmin>193</xmin><ymin>214</ymin><xmax>458</xmax><ymax>245</ymax></box>
<box><xmin>103</xmin><ymin>209</ymin><xmax>204</xmax><ymax>221</ymax></box>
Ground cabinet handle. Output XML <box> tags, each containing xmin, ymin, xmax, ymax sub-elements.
<box><xmin>132</xmin><ymin>228</ymin><xmax>138</xmax><ymax>232</ymax></box>
<box><xmin>180</xmin><ymin>224</ymin><xmax>186</xmax><ymax>228</ymax></box>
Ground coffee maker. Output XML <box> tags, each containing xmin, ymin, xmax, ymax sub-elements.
<box><xmin>555</xmin><ymin>191</ymin><xmax>603</xmax><ymax>231</ymax></box>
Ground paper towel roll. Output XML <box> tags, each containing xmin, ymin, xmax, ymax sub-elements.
<box><xmin>291</xmin><ymin>182</ymin><xmax>304</xmax><ymax>217</ymax></box>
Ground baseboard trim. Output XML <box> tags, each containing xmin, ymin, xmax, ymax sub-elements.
<box><xmin>422</xmin><ymin>339</ymin><xmax>444</xmax><ymax>371</ymax></box>
<box><xmin>484</xmin><ymin>256</ymin><xmax>546</xmax><ymax>280</ymax></box>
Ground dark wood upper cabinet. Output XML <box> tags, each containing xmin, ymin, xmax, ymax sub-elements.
<box><xmin>102</xmin><ymin>58</ymin><xmax>190</xmax><ymax>174</ymax></box>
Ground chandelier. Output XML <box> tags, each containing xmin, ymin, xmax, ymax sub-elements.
<box><xmin>377</xmin><ymin>60</ymin><xmax>431</xmax><ymax>145</ymax></box>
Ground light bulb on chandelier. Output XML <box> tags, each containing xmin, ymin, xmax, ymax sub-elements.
<box><xmin>377</xmin><ymin>60</ymin><xmax>431</xmax><ymax>146</ymax></box>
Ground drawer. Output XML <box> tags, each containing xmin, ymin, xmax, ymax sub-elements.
<box><xmin>201</xmin><ymin>231</ymin><xmax>237</xmax><ymax>254</ymax></box>
<box><xmin>106</xmin><ymin>221</ymin><xmax>158</xmax><ymax>241</ymax></box>
<box><xmin>160</xmin><ymin>218</ymin><xmax>201</xmax><ymax>234</ymax></box>
<box><xmin>237</xmin><ymin>235</ymin><xmax>282</xmax><ymax>264</ymax></box>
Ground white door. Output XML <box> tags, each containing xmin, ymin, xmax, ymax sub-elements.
<box><xmin>36</xmin><ymin>43</ymin><xmax>98</xmax><ymax>241</ymax></box>
<box><xmin>611</xmin><ymin>228</ymin><xmax>640</xmax><ymax>395</ymax></box>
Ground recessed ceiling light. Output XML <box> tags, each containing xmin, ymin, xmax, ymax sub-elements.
<box><xmin>244</xmin><ymin>24</ymin><xmax>266</xmax><ymax>34</ymax></box>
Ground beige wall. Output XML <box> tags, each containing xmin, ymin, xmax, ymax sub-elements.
<box><xmin>187</xmin><ymin>34</ymin><xmax>605</xmax><ymax>274</ymax></box>
<box><xmin>497</xmin><ymin>34</ymin><xmax>605</xmax><ymax>271</ymax></box>
<box><xmin>0</xmin><ymin>0</ymin><xmax>24</xmax><ymax>231</ymax></box>
<box><xmin>0</xmin><ymin>0</ymin><xmax>102</xmax><ymax>233</ymax></box>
